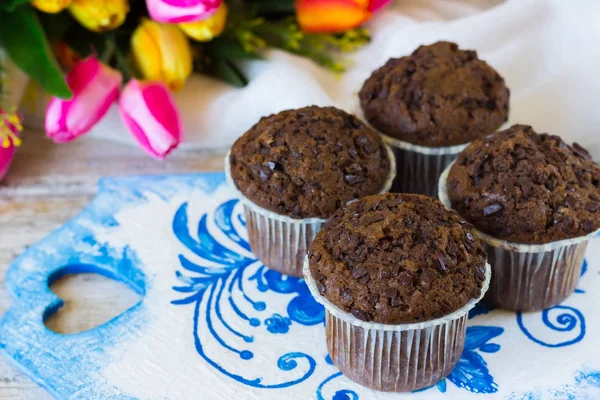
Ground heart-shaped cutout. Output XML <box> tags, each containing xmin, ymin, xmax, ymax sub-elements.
<box><xmin>44</xmin><ymin>264</ymin><xmax>142</xmax><ymax>335</ymax></box>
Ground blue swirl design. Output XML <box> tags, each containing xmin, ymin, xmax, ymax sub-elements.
<box><xmin>415</xmin><ymin>326</ymin><xmax>504</xmax><ymax>394</ymax></box>
<box><xmin>316</xmin><ymin>356</ymin><xmax>359</xmax><ymax>400</ymax></box>
<box><xmin>517</xmin><ymin>305</ymin><xmax>586</xmax><ymax>348</ymax></box>
<box><xmin>171</xmin><ymin>198</ymin><xmax>510</xmax><ymax>396</ymax></box>
<box><xmin>171</xmin><ymin>199</ymin><xmax>323</xmax><ymax>388</ymax></box>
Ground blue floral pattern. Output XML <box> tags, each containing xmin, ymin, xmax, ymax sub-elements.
<box><xmin>172</xmin><ymin>200</ymin><xmax>323</xmax><ymax>388</ymax></box>
<box><xmin>171</xmin><ymin>196</ymin><xmax>592</xmax><ymax>397</ymax></box>
<box><xmin>265</xmin><ymin>314</ymin><xmax>291</xmax><ymax>334</ymax></box>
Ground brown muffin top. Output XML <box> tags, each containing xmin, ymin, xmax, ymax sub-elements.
<box><xmin>359</xmin><ymin>41</ymin><xmax>509</xmax><ymax>147</ymax></box>
<box><xmin>229</xmin><ymin>106</ymin><xmax>390</xmax><ymax>219</ymax></box>
<box><xmin>447</xmin><ymin>125</ymin><xmax>600</xmax><ymax>244</ymax></box>
<box><xmin>308</xmin><ymin>193</ymin><xmax>487</xmax><ymax>324</ymax></box>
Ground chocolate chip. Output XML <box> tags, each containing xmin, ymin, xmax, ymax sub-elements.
<box><xmin>363</xmin><ymin>213</ymin><xmax>385</xmax><ymax>224</ymax></box>
<box><xmin>368</xmin><ymin>294</ymin><xmax>379</xmax><ymax>305</ymax></box>
<box><xmin>391</xmin><ymin>264</ymin><xmax>401</xmax><ymax>276</ymax></box>
<box><xmin>380</xmin><ymin>269</ymin><xmax>391</xmax><ymax>279</ymax></box>
<box><xmin>440</xmin><ymin>299</ymin><xmax>454</xmax><ymax>313</ymax></box>
<box><xmin>266</xmin><ymin>161</ymin><xmax>277</xmax><ymax>171</ymax></box>
<box><xmin>462</xmin><ymin>233</ymin><xmax>474</xmax><ymax>252</ymax></box>
<box><xmin>391</xmin><ymin>296</ymin><xmax>404</xmax><ymax>307</ymax></box>
<box><xmin>345</xmin><ymin>175</ymin><xmax>366</xmax><ymax>185</ymax></box>
<box><xmin>581</xmin><ymin>219</ymin><xmax>595</xmax><ymax>233</ymax></box>
<box><xmin>474</xmin><ymin>265</ymin><xmax>486</xmax><ymax>282</ymax></box>
<box><xmin>384</xmin><ymin>288</ymin><xmax>398</xmax><ymax>299</ymax></box>
<box><xmin>447</xmin><ymin>237</ymin><xmax>459</xmax><ymax>256</ymax></box>
<box><xmin>545</xmin><ymin>180</ymin><xmax>556</xmax><ymax>191</ymax></box>
<box><xmin>352</xmin><ymin>267</ymin><xmax>368</xmax><ymax>279</ymax></box>
<box><xmin>564</xmin><ymin>194</ymin><xmax>577</xmax><ymax>208</ymax></box>
<box><xmin>258</xmin><ymin>167</ymin><xmax>271</xmax><ymax>182</ymax></box>
<box><xmin>483</xmin><ymin>203</ymin><xmax>503</xmax><ymax>216</ymax></box>
<box><xmin>359</xmin><ymin>274</ymin><xmax>370</xmax><ymax>284</ymax></box>
<box><xmin>383</xmin><ymin>198</ymin><xmax>403</xmax><ymax>209</ymax></box>
<box><xmin>398</xmin><ymin>271</ymin><xmax>413</xmax><ymax>286</ymax></box>
<box><xmin>317</xmin><ymin>281</ymin><xmax>326</xmax><ymax>295</ymax></box>
<box><xmin>586</xmin><ymin>201</ymin><xmax>599</xmax><ymax>212</ymax></box>
<box><xmin>572</xmin><ymin>142</ymin><xmax>592</xmax><ymax>160</ymax></box>
<box><xmin>351</xmin><ymin>309</ymin><xmax>370</xmax><ymax>321</ymax></box>
<box><xmin>436</xmin><ymin>252</ymin><xmax>447</xmax><ymax>273</ymax></box>
<box><xmin>342</xmin><ymin>288</ymin><xmax>352</xmax><ymax>303</ymax></box>
<box><xmin>419</xmin><ymin>269</ymin><xmax>432</xmax><ymax>290</ymax></box>
<box><xmin>560</xmin><ymin>216</ymin><xmax>575</xmax><ymax>234</ymax></box>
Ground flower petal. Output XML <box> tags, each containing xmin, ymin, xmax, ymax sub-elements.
<box><xmin>119</xmin><ymin>80</ymin><xmax>182</xmax><ymax>159</ymax></box>
<box><xmin>367</xmin><ymin>0</ymin><xmax>392</xmax><ymax>12</ymax></box>
<box><xmin>45</xmin><ymin>57</ymin><xmax>123</xmax><ymax>143</ymax></box>
<box><xmin>296</xmin><ymin>0</ymin><xmax>370</xmax><ymax>33</ymax></box>
<box><xmin>146</xmin><ymin>0</ymin><xmax>221</xmax><ymax>23</ymax></box>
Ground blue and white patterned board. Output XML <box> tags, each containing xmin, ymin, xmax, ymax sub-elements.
<box><xmin>0</xmin><ymin>173</ymin><xmax>599</xmax><ymax>400</ymax></box>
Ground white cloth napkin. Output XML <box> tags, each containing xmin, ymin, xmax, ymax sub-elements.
<box><xmin>86</xmin><ymin>0</ymin><xmax>600</xmax><ymax>159</ymax></box>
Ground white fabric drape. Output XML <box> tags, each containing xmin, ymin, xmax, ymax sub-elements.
<box><xmin>87</xmin><ymin>0</ymin><xmax>600</xmax><ymax>158</ymax></box>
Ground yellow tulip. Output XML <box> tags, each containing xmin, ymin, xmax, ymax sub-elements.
<box><xmin>179</xmin><ymin>3</ymin><xmax>228</xmax><ymax>42</ymax></box>
<box><xmin>31</xmin><ymin>0</ymin><xmax>72</xmax><ymax>13</ymax></box>
<box><xmin>69</xmin><ymin>0</ymin><xmax>129</xmax><ymax>33</ymax></box>
<box><xmin>131</xmin><ymin>19</ymin><xmax>193</xmax><ymax>91</ymax></box>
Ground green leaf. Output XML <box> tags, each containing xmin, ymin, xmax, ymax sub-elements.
<box><xmin>0</xmin><ymin>6</ymin><xmax>72</xmax><ymax>99</ymax></box>
<box><xmin>1</xmin><ymin>0</ymin><xmax>31</xmax><ymax>12</ymax></box>
<box><xmin>208</xmin><ymin>38</ymin><xmax>264</xmax><ymax>61</ymax></box>
<box><xmin>212</xmin><ymin>59</ymin><xmax>248</xmax><ymax>88</ymax></box>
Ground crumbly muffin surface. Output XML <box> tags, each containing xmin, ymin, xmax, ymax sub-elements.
<box><xmin>448</xmin><ymin>125</ymin><xmax>600</xmax><ymax>243</ymax></box>
<box><xmin>359</xmin><ymin>41</ymin><xmax>509</xmax><ymax>147</ymax></box>
<box><xmin>309</xmin><ymin>193</ymin><xmax>487</xmax><ymax>324</ymax></box>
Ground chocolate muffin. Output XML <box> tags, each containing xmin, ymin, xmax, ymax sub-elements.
<box><xmin>447</xmin><ymin>125</ymin><xmax>600</xmax><ymax>244</ymax></box>
<box><xmin>309</xmin><ymin>193</ymin><xmax>487</xmax><ymax>324</ymax></box>
<box><xmin>229</xmin><ymin>106</ymin><xmax>391</xmax><ymax>219</ymax></box>
<box><xmin>359</xmin><ymin>41</ymin><xmax>509</xmax><ymax>147</ymax></box>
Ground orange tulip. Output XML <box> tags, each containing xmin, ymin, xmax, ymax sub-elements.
<box><xmin>296</xmin><ymin>0</ymin><xmax>369</xmax><ymax>33</ymax></box>
<box><xmin>295</xmin><ymin>0</ymin><xmax>392</xmax><ymax>33</ymax></box>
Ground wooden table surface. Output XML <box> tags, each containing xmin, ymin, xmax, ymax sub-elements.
<box><xmin>0</xmin><ymin>129</ymin><xmax>225</xmax><ymax>399</ymax></box>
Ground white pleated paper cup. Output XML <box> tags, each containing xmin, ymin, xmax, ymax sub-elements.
<box><xmin>224</xmin><ymin>146</ymin><xmax>396</xmax><ymax>278</ymax></box>
<box><xmin>381</xmin><ymin>134</ymin><xmax>467</xmax><ymax>198</ymax></box>
<box><xmin>303</xmin><ymin>257</ymin><xmax>491</xmax><ymax>392</ymax></box>
<box><xmin>438</xmin><ymin>163</ymin><xmax>600</xmax><ymax>312</ymax></box>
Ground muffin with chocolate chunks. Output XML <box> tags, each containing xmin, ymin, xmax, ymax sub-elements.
<box><xmin>447</xmin><ymin>125</ymin><xmax>600</xmax><ymax>243</ymax></box>
<box><xmin>444</xmin><ymin>124</ymin><xmax>600</xmax><ymax>311</ymax></box>
<box><xmin>305</xmin><ymin>193</ymin><xmax>489</xmax><ymax>392</ymax></box>
<box><xmin>359</xmin><ymin>41</ymin><xmax>510</xmax><ymax>196</ymax></box>
<box><xmin>227</xmin><ymin>105</ymin><xmax>393</xmax><ymax>277</ymax></box>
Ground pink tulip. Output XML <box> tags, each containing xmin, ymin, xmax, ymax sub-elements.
<box><xmin>45</xmin><ymin>57</ymin><xmax>122</xmax><ymax>143</ymax></box>
<box><xmin>146</xmin><ymin>0</ymin><xmax>221</xmax><ymax>23</ymax></box>
<box><xmin>367</xmin><ymin>0</ymin><xmax>392</xmax><ymax>12</ymax></box>
<box><xmin>0</xmin><ymin>109</ymin><xmax>22</xmax><ymax>182</ymax></box>
<box><xmin>118</xmin><ymin>80</ymin><xmax>182</xmax><ymax>159</ymax></box>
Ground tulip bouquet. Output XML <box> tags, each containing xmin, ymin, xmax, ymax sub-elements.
<box><xmin>0</xmin><ymin>0</ymin><xmax>392</xmax><ymax>162</ymax></box>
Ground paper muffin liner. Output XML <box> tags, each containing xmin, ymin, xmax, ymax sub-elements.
<box><xmin>438</xmin><ymin>163</ymin><xmax>600</xmax><ymax>312</ymax></box>
<box><xmin>381</xmin><ymin>134</ymin><xmax>467</xmax><ymax>197</ymax></box>
<box><xmin>303</xmin><ymin>258</ymin><xmax>491</xmax><ymax>392</ymax></box>
<box><xmin>224</xmin><ymin>146</ymin><xmax>396</xmax><ymax>277</ymax></box>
